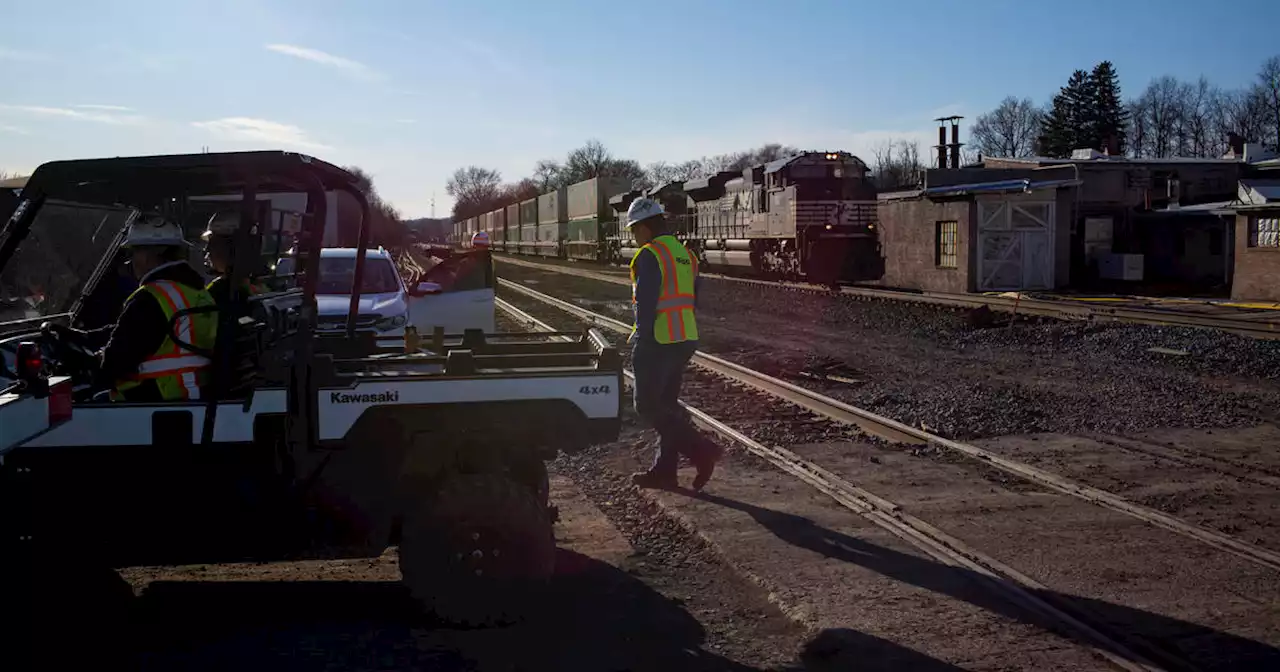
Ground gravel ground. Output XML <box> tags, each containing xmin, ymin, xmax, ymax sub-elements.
<box><xmin>497</xmin><ymin>260</ymin><xmax>1280</xmax><ymax>441</ymax></box>
<box><xmin>495</xmin><ymin>273</ymin><xmax>1280</xmax><ymax>670</ymax></box>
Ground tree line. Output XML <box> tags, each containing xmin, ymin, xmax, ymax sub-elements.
<box><xmin>970</xmin><ymin>54</ymin><xmax>1280</xmax><ymax>160</ymax></box>
<box><xmin>446</xmin><ymin>140</ymin><xmax>801</xmax><ymax>221</ymax></box>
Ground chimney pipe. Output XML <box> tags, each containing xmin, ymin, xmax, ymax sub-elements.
<box><xmin>949</xmin><ymin>120</ymin><xmax>962</xmax><ymax>169</ymax></box>
<box><xmin>936</xmin><ymin>124</ymin><xmax>947</xmax><ymax>169</ymax></box>
<box><xmin>1227</xmin><ymin>132</ymin><xmax>1245</xmax><ymax>157</ymax></box>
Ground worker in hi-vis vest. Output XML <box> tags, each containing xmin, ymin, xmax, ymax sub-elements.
<box><xmin>625</xmin><ymin>197</ymin><xmax>723</xmax><ymax>491</ymax></box>
<box><xmin>89</xmin><ymin>216</ymin><xmax>218</xmax><ymax>401</ymax></box>
<box><xmin>202</xmin><ymin>211</ymin><xmax>265</xmax><ymax>307</ymax></box>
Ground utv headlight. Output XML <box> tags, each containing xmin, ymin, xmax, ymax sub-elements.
<box><xmin>376</xmin><ymin>314</ymin><xmax>408</xmax><ymax>331</ymax></box>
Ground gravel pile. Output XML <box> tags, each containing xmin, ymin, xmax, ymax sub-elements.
<box><xmin>950</xmin><ymin>320</ymin><xmax>1280</xmax><ymax>380</ymax></box>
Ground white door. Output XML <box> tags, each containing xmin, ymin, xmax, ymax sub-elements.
<box><xmin>977</xmin><ymin>199</ymin><xmax>1055</xmax><ymax>291</ymax></box>
<box><xmin>407</xmin><ymin>252</ymin><xmax>496</xmax><ymax>334</ymax></box>
<box><xmin>408</xmin><ymin>288</ymin><xmax>495</xmax><ymax>335</ymax></box>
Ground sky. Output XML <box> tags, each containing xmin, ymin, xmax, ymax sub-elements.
<box><xmin>2</xmin><ymin>0</ymin><xmax>1278</xmax><ymax>218</ymax></box>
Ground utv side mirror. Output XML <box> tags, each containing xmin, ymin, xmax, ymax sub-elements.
<box><xmin>410</xmin><ymin>281</ymin><xmax>443</xmax><ymax>297</ymax></box>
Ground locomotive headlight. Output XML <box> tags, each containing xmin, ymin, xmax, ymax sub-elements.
<box><xmin>825</xmin><ymin>224</ymin><xmax>833</xmax><ymax>230</ymax></box>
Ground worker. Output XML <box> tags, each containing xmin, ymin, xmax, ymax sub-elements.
<box><xmin>91</xmin><ymin>216</ymin><xmax>218</xmax><ymax>401</ymax></box>
<box><xmin>203</xmin><ymin>210</ymin><xmax>264</xmax><ymax>305</ymax></box>
<box><xmin>471</xmin><ymin>230</ymin><xmax>490</xmax><ymax>249</ymax></box>
<box><xmin>625</xmin><ymin>197</ymin><xmax>723</xmax><ymax>491</ymax></box>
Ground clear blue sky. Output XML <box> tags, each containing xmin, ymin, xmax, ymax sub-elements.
<box><xmin>2</xmin><ymin>0</ymin><xmax>1277</xmax><ymax>217</ymax></box>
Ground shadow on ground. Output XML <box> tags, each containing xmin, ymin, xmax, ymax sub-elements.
<box><xmin>2</xmin><ymin>547</ymin><xmax>956</xmax><ymax>672</ymax></box>
<box><xmin>693</xmin><ymin>491</ymin><xmax>1280</xmax><ymax>672</ymax></box>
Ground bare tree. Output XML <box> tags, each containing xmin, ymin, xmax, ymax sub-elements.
<box><xmin>531</xmin><ymin>159</ymin><xmax>561</xmax><ymax>191</ymax></box>
<box><xmin>1180</xmin><ymin>77</ymin><xmax>1219</xmax><ymax>157</ymax></box>
<box><xmin>1212</xmin><ymin>86</ymin><xmax>1271</xmax><ymax>150</ymax></box>
<box><xmin>1256</xmin><ymin>55</ymin><xmax>1280</xmax><ymax>151</ymax></box>
<box><xmin>562</xmin><ymin>139</ymin><xmax>613</xmax><ymax>182</ymax></box>
<box><xmin>499</xmin><ymin>178</ymin><xmax>540</xmax><ymax>204</ymax></box>
<box><xmin>445</xmin><ymin>165</ymin><xmax>504</xmax><ymax>220</ymax></box>
<box><xmin>870</xmin><ymin>139</ymin><xmax>923</xmax><ymax>190</ymax></box>
<box><xmin>642</xmin><ymin>159</ymin><xmax>703</xmax><ymax>191</ymax></box>
<box><xmin>1131</xmin><ymin>76</ymin><xmax>1187</xmax><ymax>158</ymax></box>
<box><xmin>970</xmin><ymin>96</ymin><xmax>1043</xmax><ymax>158</ymax></box>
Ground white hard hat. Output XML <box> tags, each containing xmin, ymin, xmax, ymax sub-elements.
<box><xmin>122</xmin><ymin>215</ymin><xmax>188</xmax><ymax>249</ymax></box>
<box><xmin>203</xmin><ymin>210</ymin><xmax>241</xmax><ymax>240</ymax></box>
<box><xmin>626</xmin><ymin>198</ymin><xmax>664</xmax><ymax>228</ymax></box>
<box><xmin>471</xmin><ymin>231</ymin><xmax>490</xmax><ymax>247</ymax></box>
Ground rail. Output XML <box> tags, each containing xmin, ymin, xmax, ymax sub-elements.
<box><xmin>495</xmin><ymin>254</ymin><xmax>1280</xmax><ymax>340</ymax></box>
<box><xmin>494</xmin><ymin>290</ymin><xmax>1179</xmax><ymax>672</ymax></box>
<box><xmin>498</xmin><ymin>276</ymin><xmax>1280</xmax><ymax>575</ymax></box>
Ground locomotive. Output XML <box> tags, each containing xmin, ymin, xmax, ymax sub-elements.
<box><xmin>451</xmin><ymin>150</ymin><xmax>884</xmax><ymax>284</ymax></box>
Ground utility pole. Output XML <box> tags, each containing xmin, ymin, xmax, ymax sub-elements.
<box><xmin>431</xmin><ymin>191</ymin><xmax>436</xmax><ymax>219</ymax></box>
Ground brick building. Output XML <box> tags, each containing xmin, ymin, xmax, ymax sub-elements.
<box><xmin>876</xmin><ymin>166</ymin><xmax>1078</xmax><ymax>293</ymax></box>
<box><xmin>1230</xmin><ymin>164</ymin><xmax>1280</xmax><ymax>302</ymax></box>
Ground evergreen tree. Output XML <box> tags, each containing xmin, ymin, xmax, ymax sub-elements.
<box><xmin>1088</xmin><ymin>61</ymin><xmax>1130</xmax><ymax>154</ymax></box>
<box><xmin>1038</xmin><ymin>70</ymin><xmax>1092</xmax><ymax>157</ymax></box>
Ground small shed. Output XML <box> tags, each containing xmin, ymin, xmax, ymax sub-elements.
<box><xmin>877</xmin><ymin>177</ymin><xmax>1078</xmax><ymax>293</ymax></box>
<box><xmin>1231</xmin><ymin>179</ymin><xmax>1280</xmax><ymax>302</ymax></box>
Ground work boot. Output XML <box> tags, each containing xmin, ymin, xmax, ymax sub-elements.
<box><xmin>691</xmin><ymin>439</ymin><xmax>725</xmax><ymax>491</ymax></box>
<box><xmin>631</xmin><ymin>470</ymin><xmax>679</xmax><ymax>490</ymax></box>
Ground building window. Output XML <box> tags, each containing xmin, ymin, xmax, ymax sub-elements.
<box><xmin>936</xmin><ymin>220</ymin><xmax>959</xmax><ymax>269</ymax></box>
<box><xmin>1248</xmin><ymin>216</ymin><xmax>1280</xmax><ymax>248</ymax></box>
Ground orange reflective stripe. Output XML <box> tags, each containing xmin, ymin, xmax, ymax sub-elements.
<box><xmin>648</xmin><ymin>240</ymin><xmax>678</xmax><ymax>298</ymax></box>
<box><xmin>146</xmin><ymin>281</ymin><xmax>184</xmax><ymax>355</ymax></box>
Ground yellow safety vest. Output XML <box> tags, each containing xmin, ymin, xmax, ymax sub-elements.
<box><xmin>112</xmin><ymin>279</ymin><xmax>219</xmax><ymax>402</ymax></box>
<box><xmin>630</xmin><ymin>234</ymin><xmax>699</xmax><ymax>344</ymax></box>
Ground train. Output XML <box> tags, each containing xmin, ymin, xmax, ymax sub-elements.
<box><xmin>451</xmin><ymin>150</ymin><xmax>885</xmax><ymax>284</ymax></box>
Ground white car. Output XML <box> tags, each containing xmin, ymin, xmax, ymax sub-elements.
<box><xmin>275</xmin><ymin>247</ymin><xmax>495</xmax><ymax>338</ymax></box>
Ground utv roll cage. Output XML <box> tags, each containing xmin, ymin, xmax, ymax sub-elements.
<box><xmin>0</xmin><ymin>150</ymin><xmax>376</xmax><ymax>453</ymax></box>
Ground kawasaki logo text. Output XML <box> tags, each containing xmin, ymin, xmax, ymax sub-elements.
<box><xmin>330</xmin><ymin>391</ymin><xmax>400</xmax><ymax>404</ymax></box>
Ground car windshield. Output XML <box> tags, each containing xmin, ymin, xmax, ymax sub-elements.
<box><xmin>276</xmin><ymin>256</ymin><xmax>401</xmax><ymax>295</ymax></box>
<box><xmin>0</xmin><ymin>200</ymin><xmax>137</xmax><ymax>330</ymax></box>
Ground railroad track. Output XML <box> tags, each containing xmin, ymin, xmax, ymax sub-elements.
<box><xmin>495</xmin><ymin>254</ymin><xmax>1280</xmax><ymax>340</ymax></box>
<box><xmin>498</xmin><ymin>276</ymin><xmax>1280</xmax><ymax>578</ymax></box>
<box><xmin>495</xmin><ymin>295</ymin><xmax>1183</xmax><ymax>672</ymax></box>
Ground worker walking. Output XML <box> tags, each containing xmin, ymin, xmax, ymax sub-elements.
<box><xmin>625</xmin><ymin>197</ymin><xmax>723</xmax><ymax>491</ymax></box>
<box><xmin>92</xmin><ymin>216</ymin><xmax>219</xmax><ymax>401</ymax></box>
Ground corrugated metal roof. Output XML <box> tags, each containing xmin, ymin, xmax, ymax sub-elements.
<box><xmin>989</xmin><ymin>155</ymin><xmax>1238</xmax><ymax>165</ymax></box>
<box><xmin>920</xmin><ymin>178</ymin><xmax>1080</xmax><ymax>198</ymax></box>
<box><xmin>1145</xmin><ymin>201</ymin><xmax>1237</xmax><ymax>216</ymax></box>
<box><xmin>1240</xmin><ymin>179</ymin><xmax>1280</xmax><ymax>204</ymax></box>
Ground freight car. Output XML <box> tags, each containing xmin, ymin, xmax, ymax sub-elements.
<box><xmin>565</xmin><ymin>176</ymin><xmax>632</xmax><ymax>262</ymax></box>
<box><xmin>455</xmin><ymin>150</ymin><xmax>883</xmax><ymax>284</ymax></box>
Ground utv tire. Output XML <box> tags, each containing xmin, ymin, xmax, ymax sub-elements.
<box><xmin>399</xmin><ymin>473</ymin><xmax>556</xmax><ymax>627</ymax></box>
<box><xmin>513</xmin><ymin>459</ymin><xmax>550</xmax><ymax>510</ymax></box>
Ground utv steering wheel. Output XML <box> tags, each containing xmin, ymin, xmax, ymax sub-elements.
<box><xmin>39</xmin><ymin>322</ymin><xmax>100</xmax><ymax>377</ymax></box>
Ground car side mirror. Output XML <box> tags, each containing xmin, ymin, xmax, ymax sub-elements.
<box><xmin>411</xmin><ymin>281</ymin><xmax>443</xmax><ymax>297</ymax></box>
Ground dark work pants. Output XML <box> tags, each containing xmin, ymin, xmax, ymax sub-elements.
<box><xmin>632</xmin><ymin>338</ymin><xmax>706</xmax><ymax>476</ymax></box>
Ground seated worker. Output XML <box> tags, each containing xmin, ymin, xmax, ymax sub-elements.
<box><xmin>90</xmin><ymin>216</ymin><xmax>219</xmax><ymax>401</ymax></box>
<box><xmin>203</xmin><ymin>211</ymin><xmax>264</xmax><ymax>305</ymax></box>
